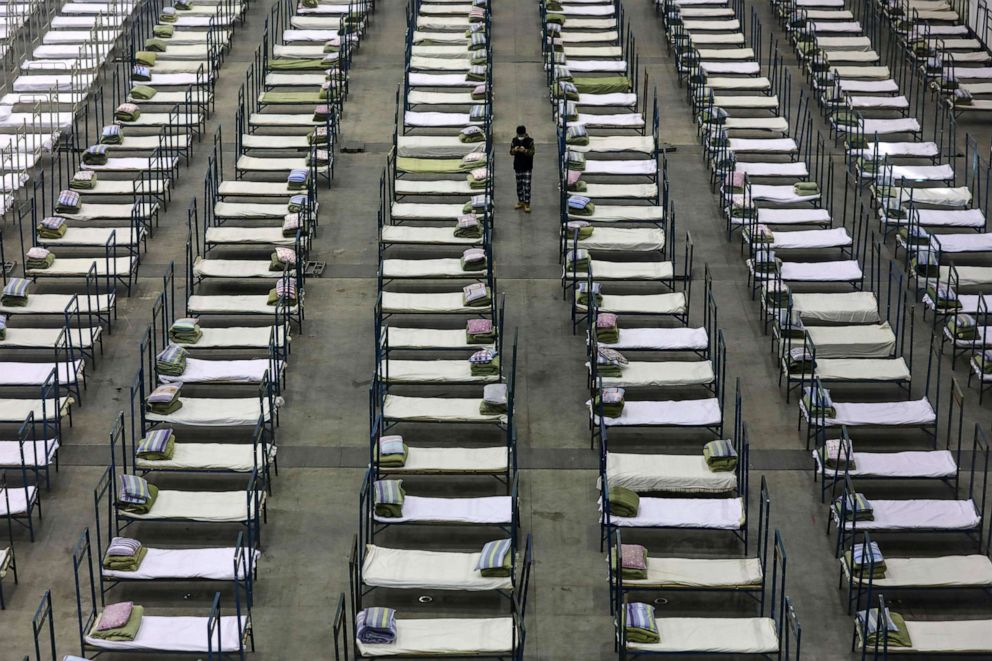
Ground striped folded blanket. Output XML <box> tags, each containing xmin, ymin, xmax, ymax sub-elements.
<box><xmin>470</xmin><ymin>32</ymin><xmax>487</xmax><ymax>50</ymax></box>
<box><xmin>596</xmin><ymin>346</ymin><xmax>626</xmax><ymax>378</ymax></box>
<box><xmin>288</xmin><ymin>195</ymin><xmax>309</xmax><ymax>213</ymax></box>
<box><xmin>566</xmin><ymin>123</ymin><xmax>588</xmax><ymax>145</ymax></box>
<box><xmin>567</xmin><ymin>195</ymin><xmax>595</xmax><ymax>216</ymax></box>
<box><xmin>476</xmin><ymin>538</ymin><xmax>512</xmax><ymax>577</ymax></box>
<box><xmin>462</xmin><ymin>194</ymin><xmax>490</xmax><ymax>215</ymax></box>
<box><xmin>373</xmin><ymin>479</ymin><xmax>404</xmax><ymax>518</ymax></box>
<box><xmin>1</xmin><ymin>278</ymin><xmax>29</xmax><ymax>306</ymax></box>
<box><xmin>274</xmin><ymin>279</ymin><xmax>297</xmax><ymax>304</ymax></box>
<box><xmin>608</xmin><ymin>485</ymin><xmax>639</xmax><ymax>518</ymax></box>
<box><xmin>136</xmin><ymin>428</ymin><xmax>175</xmax><ymax>460</ymax></box>
<box><xmin>133</xmin><ymin>64</ymin><xmax>152</xmax><ymax>81</ymax></box>
<box><xmin>107</xmin><ymin>536</ymin><xmax>142</xmax><ymax>557</ymax></box>
<box><xmin>101</xmin><ymin>125</ymin><xmax>122</xmax><ymax>145</ymax></box>
<box><xmin>454</xmin><ymin>214</ymin><xmax>482</xmax><ymax>239</ymax></box>
<box><xmin>356</xmin><ymin>608</ymin><xmax>397</xmax><ymax>645</ymax></box>
<box><xmin>821</xmin><ymin>438</ymin><xmax>854</xmax><ymax>470</ymax></box>
<box><xmin>156</xmin><ymin>344</ymin><xmax>188</xmax><ymax>376</ymax></box>
<box><xmin>566</xmin><ymin>248</ymin><xmax>589</xmax><ymax>271</ymax></box>
<box><xmin>624</xmin><ymin>602</ymin><xmax>660</xmax><ymax>644</ymax></box>
<box><xmin>911</xmin><ymin>248</ymin><xmax>939</xmax><ymax>278</ymax></box>
<box><xmin>460</xmin><ymin>125</ymin><xmax>485</xmax><ymax>143</ymax></box>
<box><xmin>802</xmin><ymin>386</ymin><xmax>835</xmax><ymax>419</ymax></box>
<box><xmin>103</xmin><ymin>545</ymin><xmax>148</xmax><ymax>571</ymax></box>
<box><xmin>836</xmin><ymin>492</ymin><xmax>874</xmax><ymax>521</ymax></box>
<box><xmin>469</xmin><ymin>349</ymin><xmax>499</xmax><ymax>376</ymax></box>
<box><xmin>927</xmin><ymin>283</ymin><xmax>961</xmax><ymax>310</ymax></box>
<box><xmin>857</xmin><ymin>608</ymin><xmax>912</xmax><ymax>648</ymax></box>
<box><xmin>70</xmin><ymin>170</ymin><xmax>96</xmax><ymax>190</ymax></box>
<box><xmin>83</xmin><ymin>145</ymin><xmax>108</xmax><ymax>165</ymax></box>
<box><xmin>703</xmin><ymin>439</ymin><xmax>738</xmax><ymax>472</ymax></box>
<box><xmin>57</xmin><ymin>190</ymin><xmax>81</xmax><ymax>214</ymax></box>
<box><xmin>558</xmin><ymin>81</ymin><xmax>579</xmax><ymax>101</ymax></box>
<box><xmin>577</xmin><ymin>281</ymin><xmax>601</xmax><ymax>307</ymax></box>
<box><xmin>287</xmin><ymin>168</ymin><xmax>309</xmax><ymax>190</ymax></box>
<box><xmin>469</xmin><ymin>105</ymin><xmax>487</xmax><ymax>124</ymax></box>
<box><xmin>845</xmin><ymin>541</ymin><xmax>886</xmax><ymax>578</ymax></box>
<box><xmin>118</xmin><ymin>474</ymin><xmax>151</xmax><ymax>506</ymax></box>
<box><xmin>376</xmin><ymin>435</ymin><xmax>407</xmax><ymax>468</ymax></box>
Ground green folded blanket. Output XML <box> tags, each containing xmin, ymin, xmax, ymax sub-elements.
<box><xmin>596</xmin><ymin>329</ymin><xmax>619</xmax><ymax>345</ymax></box>
<box><xmin>169</xmin><ymin>327</ymin><xmax>202</xmax><ymax>344</ymax></box>
<box><xmin>470</xmin><ymin>356</ymin><xmax>500</xmax><ymax>376</ymax></box>
<box><xmin>926</xmin><ymin>285</ymin><xmax>962</xmax><ymax>310</ymax></box>
<box><xmin>130</xmin><ymin>85</ymin><xmax>157</xmax><ymax>100</ymax></box>
<box><xmin>26</xmin><ymin>254</ymin><xmax>55</xmax><ymax>270</ymax></box>
<box><xmin>153</xmin><ymin>23</ymin><xmax>174</xmax><ymax>37</ymax></box>
<box><xmin>793</xmin><ymin>182</ymin><xmax>820</xmax><ymax>195</ymax></box>
<box><xmin>137</xmin><ymin>435</ymin><xmax>175</xmax><ymax>461</ymax></box>
<box><xmin>37</xmin><ymin>224</ymin><xmax>68</xmax><ymax>239</ymax></box>
<box><xmin>608</xmin><ymin>485</ymin><xmax>639</xmax><ymax>518</ymax></box>
<box><xmin>145</xmin><ymin>38</ymin><xmax>168</xmax><ymax>52</ymax></box>
<box><xmin>594</xmin><ymin>394</ymin><xmax>623</xmax><ymax>418</ymax></box>
<box><xmin>374</xmin><ymin>493</ymin><xmax>404</xmax><ymax>518</ymax></box>
<box><xmin>703</xmin><ymin>440</ymin><xmax>737</xmax><ymax>472</ymax></box>
<box><xmin>147</xmin><ymin>398</ymin><xmax>181</xmax><ymax>415</ymax></box>
<box><xmin>479</xmin><ymin>400</ymin><xmax>506</xmax><ymax>415</ymax></box>
<box><xmin>115</xmin><ymin>108</ymin><xmax>140</xmax><ymax>122</ymax></box>
<box><xmin>844</xmin><ymin>551</ymin><xmax>886</xmax><ymax>579</ymax></box>
<box><xmin>862</xmin><ymin>611</ymin><xmax>912</xmax><ymax>648</ymax></box>
<box><xmin>1</xmin><ymin>294</ymin><xmax>28</xmax><ymax>307</ymax></box>
<box><xmin>479</xmin><ymin>549</ymin><xmax>512</xmax><ymax>578</ymax></box>
<box><xmin>103</xmin><ymin>545</ymin><xmax>148</xmax><ymax>571</ymax></box>
<box><xmin>118</xmin><ymin>484</ymin><xmax>159</xmax><ymax>515</ymax></box>
<box><xmin>88</xmin><ymin>605</ymin><xmax>145</xmax><ymax>641</ymax></box>
<box><xmin>573</xmin><ymin>76</ymin><xmax>631</xmax><ymax>94</ymax></box>
<box><xmin>70</xmin><ymin>175</ymin><xmax>96</xmax><ymax>190</ymax></box>
<box><xmin>454</xmin><ymin>223</ymin><xmax>483</xmax><ymax>239</ymax></box>
<box><xmin>375</xmin><ymin>442</ymin><xmax>408</xmax><ymax>468</ymax></box>
<box><xmin>610</xmin><ymin>547</ymin><xmax>647</xmax><ymax>580</ymax></box>
<box><xmin>269</xmin><ymin>58</ymin><xmax>325</xmax><ymax>70</ymax></box>
<box><xmin>135</xmin><ymin>51</ymin><xmax>157</xmax><ymax>67</ymax></box>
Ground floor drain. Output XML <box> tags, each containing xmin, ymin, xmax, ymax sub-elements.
<box><xmin>653</xmin><ymin>598</ymin><xmax>668</xmax><ymax>606</ymax></box>
<box><xmin>418</xmin><ymin>595</ymin><xmax>433</xmax><ymax>604</ymax></box>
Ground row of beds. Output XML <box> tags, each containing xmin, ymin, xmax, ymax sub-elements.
<box><xmin>1</xmin><ymin>0</ymin><xmax>368</xmax><ymax>658</ymax></box>
<box><xmin>0</xmin><ymin>0</ymin><xmax>258</xmax><ymax>556</ymax></box>
<box><xmin>542</xmin><ymin>0</ymin><xmax>811</xmax><ymax>658</ymax></box>
<box><xmin>660</xmin><ymin>0</ymin><xmax>992</xmax><ymax>657</ymax></box>
<box><xmin>780</xmin><ymin>0</ymin><xmax>992</xmax><ymax>401</ymax></box>
<box><xmin>330</xmin><ymin>0</ymin><xmax>536</xmax><ymax>658</ymax></box>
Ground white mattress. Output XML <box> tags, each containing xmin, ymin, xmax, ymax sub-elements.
<box><xmin>374</xmin><ymin>495</ymin><xmax>511</xmax><ymax>525</ymax></box>
<box><xmin>393</xmin><ymin>180</ymin><xmax>472</xmax><ymax>195</ymax></box>
<box><xmin>362</xmin><ymin>545</ymin><xmax>512</xmax><ymax>590</ymax></box>
<box><xmin>85</xmin><ymin>615</ymin><xmax>246</xmax><ymax>652</ymax></box>
<box><xmin>625</xmin><ymin>557</ymin><xmax>762</xmax><ymax>589</ymax></box>
<box><xmin>814</xmin><ymin>449</ymin><xmax>955</xmax><ymax>479</ymax></box>
<box><xmin>597</xmin><ymin>360</ymin><xmax>714</xmax><ymax>388</ymax></box>
<box><xmin>599</xmin><ymin>327</ymin><xmax>707</xmax><ymax>351</ymax></box>
<box><xmin>385</xmin><ymin>327</ymin><xmax>492</xmax><ymax>350</ymax></box>
<box><xmin>216</xmin><ymin>181</ymin><xmax>297</xmax><ymax>198</ymax></box>
<box><xmin>146</xmin><ymin>396</ymin><xmax>274</xmax><ymax>426</ymax></box>
<box><xmin>136</xmin><ymin>442</ymin><xmax>269</xmax><ymax>472</ymax></box>
<box><xmin>735</xmin><ymin>161</ymin><xmax>808</xmax><ymax>178</ymax></box>
<box><xmin>187</xmin><ymin>294</ymin><xmax>299</xmax><ymax>316</ymax></box>
<box><xmin>0</xmin><ymin>439</ymin><xmax>58</xmax><ymax>467</ymax></box>
<box><xmin>386</xmin><ymin>446</ymin><xmax>508</xmax><ymax>474</ymax></box>
<box><xmin>835</xmin><ymin>498</ymin><xmax>979</xmax><ymax>531</ymax></box>
<box><xmin>583</xmin><ymin>159</ymin><xmax>655</xmax><ymax>176</ymax></box>
<box><xmin>851</xmin><ymin>141</ymin><xmax>938</xmax><ymax>158</ymax></box>
<box><xmin>407</xmin><ymin>73</ymin><xmax>474</xmax><ymax>87</ymax></box>
<box><xmin>844</xmin><ymin>555</ymin><xmax>992</xmax><ymax>589</ymax></box>
<box><xmin>571</xmin><ymin>136</ymin><xmax>656</xmax><ymax>154</ymax></box>
<box><xmin>185</xmin><ymin>327</ymin><xmax>275</xmax><ymax>350</ymax></box>
<box><xmin>1</xmin><ymin>294</ymin><xmax>112</xmax><ymax>315</ymax></box>
<box><xmin>159</xmin><ymin>357</ymin><xmax>278</xmax><ymax>386</ymax></box>
<box><xmin>381</xmin><ymin>359</ymin><xmax>497</xmax><ymax>383</ymax></box>
<box><xmin>381</xmin><ymin>291</ymin><xmax>485</xmax><ymax>314</ymax></box>
<box><xmin>604</xmin><ymin>496</ymin><xmax>744</xmax><ymax>529</ymax></box>
<box><xmin>383</xmin><ymin>395</ymin><xmax>506</xmax><ymax>424</ymax></box>
<box><xmin>204</xmin><ymin>227</ymin><xmax>295</xmax><ymax>247</ymax></box>
<box><xmin>629</xmin><ymin>617</ymin><xmax>778</xmax><ymax>654</ymax></box>
<box><xmin>383</xmin><ymin>257</ymin><xmax>475</xmax><ymax>278</ymax></box>
<box><xmin>0</xmin><ymin>360</ymin><xmax>81</xmax><ymax>386</ymax></box>
<box><xmin>805</xmin><ymin>323</ymin><xmax>895</xmax><ymax>359</ymax></box>
<box><xmin>26</xmin><ymin>257</ymin><xmax>134</xmax><ymax>278</ymax></box>
<box><xmin>0</xmin><ymin>485</ymin><xmax>36</xmax><ymax>516</ymax></box>
<box><xmin>577</xmin><ymin>227</ymin><xmax>665</xmax><ymax>252</ymax></box>
<box><xmin>931</xmin><ymin>232</ymin><xmax>992</xmax><ymax>254</ymax></box>
<box><xmin>586</xmin><ymin>293</ymin><xmax>687</xmax><ymax>315</ymax></box>
<box><xmin>404</xmin><ymin>110</ymin><xmax>471</xmax><ymax>126</ymax></box>
<box><xmin>571</xmin><ymin>205</ymin><xmax>663</xmax><ymax>222</ymax></box>
<box><xmin>193</xmin><ymin>258</ymin><xmax>283</xmax><ymax>280</ymax></box>
<box><xmin>102</xmin><ymin>547</ymin><xmax>247</xmax><ymax>580</ymax></box>
<box><xmin>699</xmin><ymin>61</ymin><xmax>760</xmax><ymax>75</ymax></box>
<box><xmin>593</xmin><ymin>398</ymin><xmax>721</xmax><ymax>427</ymax></box>
<box><xmin>0</xmin><ymin>326</ymin><xmax>98</xmax><ymax>350</ymax></box>
<box><xmin>381</xmin><ymin>226</ymin><xmax>480</xmax><ymax>245</ymax></box>
<box><xmin>0</xmin><ymin>397</ymin><xmax>71</xmax><ymax>422</ymax></box>
<box><xmin>876</xmin><ymin>164</ymin><xmax>954</xmax><ymax>183</ymax></box>
<box><xmin>791</xmin><ymin>292</ymin><xmax>880</xmax><ymax>324</ymax></box>
<box><xmin>396</xmin><ymin>135</ymin><xmax>482</xmax><ymax>158</ymax></box>
<box><xmin>124</xmin><ymin>489</ymin><xmax>256</xmax><ymax>523</ymax></box>
<box><xmin>605</xmin><ymin>452</ymin><xmax>736</xmax><ymax>493</ymax></box>
<box><xmin>575</xmin><ymin>112</ymin><xmax>645</xmax><ymax>128</ymax></box>
<box><xmin>823</xmin><ymin>398</ymin><xmax>935</xmax><ymax>427</ymax></box>
<box><xmin>778</xmin><ymin>260</ymin><xmax>862</xmax><ymax>283</ymax></box>
<box><xmin>356</xmin><ymin>618</ymin><xmax>512</xmax><ymax>657</ymax></box>
<box><xmin>857</xmin><ymin>118</ymin><xmax>921</xmax><ymax>135</ymax></box>
<box><xmin>727</xmin><ymin>138</ymin><xmax>797</xmax><ymax>153</ymax></box>
<box><xmin>61</xmin><ymin>203</ymin><xmax>148</xmax><ymax>221</ymax></box>
<box><xmin>771</xmin><ymin>227</ymin><xmax>851</xmax><ymax>250</ymax></box>
<box><xmin>581</xmin><ymin>259</ymin><xmax>671</xmax><ymax>279</ymax></box>
<box><xmin>756</xmin><ymin>209</ymin><xmax>832</xmax><ymax>226</ymax></box>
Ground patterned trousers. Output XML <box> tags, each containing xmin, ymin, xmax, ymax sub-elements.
<box><xmin>515</xmin><ymin>170</ymin><xmax>532</xmax><ymax>203</ymax></box>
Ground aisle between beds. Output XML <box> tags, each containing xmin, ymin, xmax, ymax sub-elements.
<box><xmin>0</xmin><ymin>477</ymin><xmax>16</xmax><ymax>608</ymax></box>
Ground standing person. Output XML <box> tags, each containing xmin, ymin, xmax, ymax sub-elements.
<box><xmin>510</xmin><ymin>125</ymin><xmax>535</xmax><ymax>212</ymax></box>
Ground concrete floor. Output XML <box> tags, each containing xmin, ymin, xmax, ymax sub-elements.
<box><xmin>2</xmin><ymin>0</ymin><xmax>992</xmax><ymax>658</ymax></box>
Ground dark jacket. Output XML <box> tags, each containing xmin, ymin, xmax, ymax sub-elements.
<box><xmin>510</xmin><ymin>135</ymin><xmax>535</xmax><ymax>172</ymax></box>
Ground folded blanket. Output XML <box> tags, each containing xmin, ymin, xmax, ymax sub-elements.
<box><xmin>376</xmin><ymin>435</ymin><xmax>407</xmax><ymax>468</ymax></box>
<box><xmin>596</xmin><ymin>346</ymin><xmax>627</xmax><ymax>378</ymax></box>
<box><xmin>2</xmin><ymin>278</ymin><xmax>29</xmax><ymax>306</ymax></box>
<box><xmin>624</xmin><ymin>602</ymin><xmax>660</xmax><ymax>644</ymax></box>
<box><xmin>471</xmin><ymin>83</ymin><xmax>487</xmax><ymax>101</ymax></box>
<box><xmin>480</xmin><ymin>383</ymin><xmax>507</xmax><ymax>415</ymax></box>
<box><xmin>153</xmin><ymin>23</ymin><xmax>174</xmax><ymax>37</ymax></box>
<box><xmin>793</xmin><ymin>181</ymin><xmax>820</xmax><ymax>195</ymax></box>
<box><xmin>973</xmin><ymin>349</ymin><xmax>992</xmax><ymax>374</ymax></box>
<box><xmin>89</xmin><ymin>604</ymin><xmax>144</xmax><ymax>641</ymax></box>
<box><xmin>135</xmin><ymin>51</ymin><xmax>156</xmax><ymax>67</ymax></box>
<box><xmin>309</xmin><ymin>126</ymin><xmax>330</xmax><ymax>146</ymax></box>
<box><xmin>313</xmin><ymin>105</ymin><xmax>333</xmax><ymax>122</ymax></box>
<box><xmin>467</xmin><ymin>167</ymin><xmax>489</xmax><ymax>190</ymax></box>
<box><xmin>836</xmin><ymin>492</ymin><xmax>874</xmax><ymax>521</ymax></box>
<box><xmin>454</xmin><ymin>213</ymin><xmax>483</xmax><ymax>239</ymax></box>
<box><xmin>609</xmin><ymin>485</ymin><xmax>639</xmax><ymax>517</ymax></box>
<box><xmin>565</xmin><ymin>220</ymin><xmax>593</xmax><ymax>240</ymax></box>
<box><xmin>703</xmin><ymin>439</ymin><xmax>738</xmax><ymax>472</ymax></box>
<box><xmin>268</xmin><ymin>279</ymin><xmax>298</xmax><ymax>306</ymax></box>
<box><xmin>107</xmin><ymin>536</ymin><xmax>142</xmax><ymax>557</ymax></box>
<box><xmin>137</xmin><ymin>428</ymin><xmax>175</xmax><ymax>460</ymax></box>
<box><xmin>118</xmin><ymin>475</ymin><xmax>159</xmax><ymax>514</ymax></box>
<box><xmin>463</xmin><ymin>193</ymin><xmax>490</xmax><ymax>215</ymax></box>
<box><xmin>270</xmin><ymin>247</ymin><xmax>297</xmax><ymax>271</ymax></box>
<box><xmin>947</xmin><ymin>313</ymin><xmax>977</xmax><ymax>340</ymax></box>
<box><xmin>466</xmin><ymin>65</ymin><xmax>487</xmax><ymax>82</ymax></box>
<box><xmin>845</xmin><ymin>541</ymin><xmax>886</xmax><ymax>578</ymax></box>
<box><xmin>463</xmin><ymin>283</ymin><xmax>491</xmax><ymax>307</ymax></box>
<box><xmin>156</xmin><ymin>344</ymin><xmax>188</xmax><ymax>377</ymax></box>
<box><xmin>174</xmin><ymin>0</ymin><xmax>193</xmax><ymax>10</ymax></box>
<box><xmin>283</xmin><ymin>213</ymin><xmax>302</xmax><ymax>238</ymax></box>
<box><xmin>566</xmin><ymin>149</ymin><xmax>585</xmax><ymax>171</ymax></box>
<box><xmin>565</xmin><ymin>248</ymin><xmax>589</xmax><ymax>272</ymax></box>
<box><xmin>101</xmin><ymin>125</ymin><xmax>123</xmax><ymax>144</ymax></box>
<box><xmin>612</xmin><ymin>543</ymin><xmax>647</xmax><ymax>580</ymax></box>
<box><xmin>857</xmin><ymin>608</ymin><xmax>912</xmax><ymax>648</ymax></box>
<box><xmin>169</xmin><ymin>317</ymin><xmax>202</xmax><ymax>344</ymax></box>
<box><xmin>566</xmin><ymin>123</ymin><xmax>588</xmax><ymax>146</ymax></box>
<box><xmin>103</xmin><ymin>545</ymin><xmax>148</xmax><ymax>571</ymax></box>
<box><xmin>751</xmin><ymin>248</ymin><xmax>777</xmax><ymax>274</ymax></box>
<box><xmin>461</xmin><ymin>247</ymin><xmax>487</xmax><ymax>271</ymax></box>
<box><xmin>802</xmin><ymin>386</ymin><xmax>835</xmax><ymax>419</ymax></box>
<box><xmin>356</xmin><ymin>608</ymin><xmax>397</xmax><ymax>645</ymax></box>
<box><xmin>596</xmin><ymin>387</ymin><xmax>624</xmax><ymax>418</ymax></box>
<box><xmin>577</xmin><ymin>281</ymin><xmax>602</xmax><ymax>307</ymax></box>
<box><xmin>821</xmin><ymin>438</ymin><xmax>854</xmax><ymax>470</ymax></box>
<box><xmin>132</xmin><ymin>64</ymin><xmax>152</xmax><ymax>82</ymax></box>
<box><xmin>146</xmin><ymin>383</ymin><xmax>182</xmax><ymax>415</ymax></box>
<box><xmin>567</xmin><ymin>195</ymin><xmax>595</xmax><ymax>216</ymax></box>
<box><xmin>0</xmin><ymin>314</ymin><xmax>6</xmax><ymax>340</ymax></box>
<box><xmin>558</xmin><ymin>80</ymin><xmax>579</xmax><ymax>101</ymax></box>
<box><xmin>476</xmin><ymin>538</ymin><xmax>512</xmax><ymax>577</ymax></box>
<box><xmin>70</xmin><ymin>170</ymin><xmax>96</xmax><ymax>190</ymax></box>
<box><xmin>469</xmin><ymin>348</ymin><xmax>500</xmax><ymax>376</ymax></box>
<box><xmin>56</xmin><ymin>189</ymin><xmax>80</xmax><ymax>214</ymax></box>
<box><xmin>83</xmin><ymin>145</ymin><xmax>108</xmax><ymax>166</ymax></box>
<box><xmin>287</xmin><ymin>168</ymin><xmax>310</xmax><ymax>190</ymax></box>
<box><xmin>145</xmin><ymin>38</ymin><xmax>168</xmax><ymax>52</ymax></box>
<box><xmin>911</xmin><ymin>248</ymin><xmax>939</xmax><ymax>278</ymax></box>
<box><xmin>460</xmin><ymin>125</ymin><xmax>485</xmax><ymax>143</ymax></box>
<box><xmin>159</xmin><ymin>7</ymin><xmax>177</xmax><ymax>21</ymax></box>
<box><xmin>926</xmin><ymin>283</ymin><xmax>961</xmax><ymax>310</ymax></box>
<box><xmin>466</xmin><ymin>317</ymin><xmax>495</xmax><ymax>344</ymax></box>
<box><xmin>373</xmin><ymin>479</ymin><xmax>404</xmax><ymax>518</ymax></box>
<box><xmin>26</xmin><ymin>247</ymin><xmax>55</xmax><ymax>270</ymax></box>
<box><xmin>546</xmin><ymin>12</ymin><xmax>565</xmax><ymax>24</ymax></box>
<box><xmin>130</xmin><ymin>85</ymin><xmax>158</xmax><ymax>101</ymax></box>
<box><xmin>115</xmin><ymin>103</ymin><xmax>141</xmax><ymax>122</ymax></box>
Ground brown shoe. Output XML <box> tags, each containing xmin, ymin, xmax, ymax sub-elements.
<box><xmin>514</xmin><ymin>202</ymin><xmax>525</xmax><ymax>210</ymax></box>
<box><xmin>523</xmin><ymin>204</ymin><xmax>531</xmax><ymax>213</ymax></box>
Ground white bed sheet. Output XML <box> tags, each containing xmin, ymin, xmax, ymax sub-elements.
<box><xmin>605</xmin><ymin>452</ymin><xmax>736</xmax><ymax>493</ymax></box>
<box><xmin>102</xmin><ymin>547</ymin><xmax>247</xmax><ymax>580</ymax></box>
<box><xmin>835</xmin><ymin>498</ymin><xmax>979</xmax><ymax>531</ymax></box>
<box><xmin>159</xmin><ymin>358</ymin><xmax>277</xmax><ymax>384</ymax></box>
<box><xmin>356</xmin><ymin>618</ymin><xmax>512</xmax><ymax>657</ymax></box>
<box><xmin>629</xmin><ymin>618</ymin><xmax>778</xmax><ymax>654</ymax></box>
<box><xmin>86</xmin><ymin>615</ymin><xmax>245</xmax><ymax>652</ymax></box>
<box><xmin>362</xmin><ymin>545</ymin><xmax>512</xmax><ymax>590</ymax></box>
<box><xmin>383</xmin><ymin>394</ymin><xmax>506</xmax><ymax>423</ymax></box>
<box><xmin>123</xmin><ymin>489</ymin><xmax>255</xmax><ymax>523</ymax></box>
<box><xmin>814</xmin><ymin>449</ymin><xmax>955</xmax><ymax>479</ymax></box>
<box><xmin>593</xmin><ymin>398</ymin><xmax>721</xmax><ymax>427</ymax></box>
<box><xmin>823</xmin><ymin>398</ymin><xmax>936</xmax><ymax>427</ymax></box>
<box><xmin>146</xmin><ymin>396</ymin><xmax>274</xmax><ymax>426</ymax></box>
<box><xmin>604</xmin><ymin>496</ymin><xmax>744</xmax><ymax>529</ymax></box>
<box><xmin>374</xmin><ymin>495</ymin><xmax>511</xmax><ymax>525</ymax></box>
